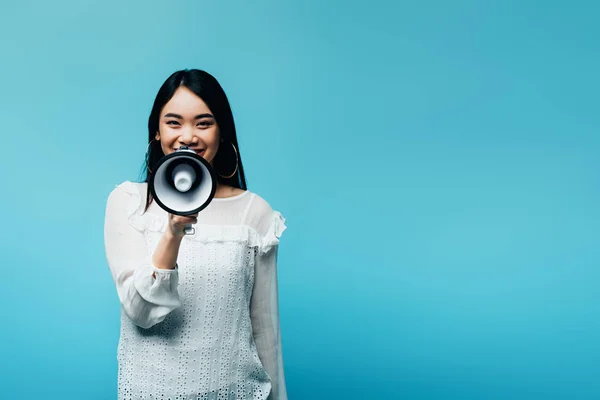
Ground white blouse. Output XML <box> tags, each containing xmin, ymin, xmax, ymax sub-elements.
<box><xmin>103</xmin><ymin>180</ymin><xmax>288</xmax><ymax>400</ymax></box>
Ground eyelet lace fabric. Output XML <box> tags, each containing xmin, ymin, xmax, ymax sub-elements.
<box><xmin>104</xmin><ymin>180</ymin><xmax>288</xmax><ymax>400</ymax></box>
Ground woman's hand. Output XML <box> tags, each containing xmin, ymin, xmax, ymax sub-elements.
<box><xmin>152</xmin><ymin>212</ymin><xmax>198</xmax><ymax>276</ymax></box>
<box><xmin>168</xmin><ymin>212</ymin><xmax>199</xmax><ymax>237</ymax></box>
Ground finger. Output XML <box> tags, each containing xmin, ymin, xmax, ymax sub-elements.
<box><xmin>177</xmin><ymin>217</ymin><xmax>197</xmax><ymax>225</ymax></box>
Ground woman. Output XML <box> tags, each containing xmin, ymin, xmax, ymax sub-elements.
<box><xmin>103</xmin><ymin>69</ymin><xmax>288</xmax><ymax>400</ymax></box>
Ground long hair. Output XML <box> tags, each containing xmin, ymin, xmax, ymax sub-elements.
<box><xmin>138</xmin><ymin>69</ymin><xmax>248</xmax><ymax>213</ymax></box>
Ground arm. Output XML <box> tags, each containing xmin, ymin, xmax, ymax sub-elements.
<box><xmin>104</xmin><ymin>185</ymin><xmax>182</xmax><ymax>329</ymax></box>
<box><xmin>250</xmin><ymin>212</ymin><xmax>288</xmax><ymax>400</ymax></box>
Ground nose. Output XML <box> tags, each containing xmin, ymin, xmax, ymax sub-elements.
<box><xmin>179</xmin><ymin>127</ymin><xmax>195</xmax><ymax>145</ymax></box>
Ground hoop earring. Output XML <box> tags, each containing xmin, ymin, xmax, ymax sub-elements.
<box><xmin>145</xmin><ymin>139</ymin><xmax>157</xmax><ymax>174</ymax></box>
<box><xmin>216</xmin><ymin>140</ymin><xmax>239</xmax><ymax>179</ymax></box>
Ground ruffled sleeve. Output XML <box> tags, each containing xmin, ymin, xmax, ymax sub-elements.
<box><xmin>251</xmin><ymin>210</ymin><xmax>288</xmax><ymax>400</ymax></box>
<box><xmin>258</xmin><ymin>211</ymin><xmax>287</xmax><ymax>256</ymax></box>
<box><xmin>103</xmin><ymin>181</ymin><xmax>182</xmax><ymax>329</ymax></box>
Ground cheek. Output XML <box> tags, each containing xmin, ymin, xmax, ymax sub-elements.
<box><xmin>160</xmin><ymin>129</ymin><xmax>179</xmax><ymax>147</ymax></box>
<box><xmin>208</xmin><ymin>128</ymin><xmax>221</xmax><ymax>148</ymax></box>
<box><xmin>159</xmin><ymin>139</ymin><xmax>175</xmax><ymax>154</ymax></box>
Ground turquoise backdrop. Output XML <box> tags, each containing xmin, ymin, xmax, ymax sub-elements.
<box><xmin>0</xmin><ymin>1</ymin><xmax>598</xmax><ymax>399</ymax></box>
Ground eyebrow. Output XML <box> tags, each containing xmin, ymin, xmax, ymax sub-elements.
<box><xmin>163</xmin><ymin>113</ymin><xmax>214</xmax><ymax>119</ymax></box>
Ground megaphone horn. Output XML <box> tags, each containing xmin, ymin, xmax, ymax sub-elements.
<box><xmin>148</xmin><ymin>145</ymin><xmax>217</xmax><ymax>235</ymax></box>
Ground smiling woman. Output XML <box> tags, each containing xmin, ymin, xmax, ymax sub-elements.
<box><xmin>103</xmin><ymin>69</ymin><xmax>289</xmax><ymax>400</ymax></box>
<box><xmin>145</xmin><ymin>69</ymin><xmax>247</xmax><ymax>205</ymax></box>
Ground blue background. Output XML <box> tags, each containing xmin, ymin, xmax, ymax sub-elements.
<box><xmin>1</xmin><ymin>1</ymin><xmax>598</xmax><ymax>399</ymax></box>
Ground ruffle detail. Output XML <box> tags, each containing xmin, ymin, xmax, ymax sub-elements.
<box><xmin>259</xmin><ymin>211</ymin><xmax>288</xmax><ymax>256</ymax></box>
<box><xmin>116</xmin><ymin>181</ymin><xmax>287</xmax><ymax>254</ymax></box>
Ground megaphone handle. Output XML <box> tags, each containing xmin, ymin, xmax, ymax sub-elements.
<box><xmin>184</xmin><ymin>224</ymin><xmax>195</xmax><ymax>235</ymax></box>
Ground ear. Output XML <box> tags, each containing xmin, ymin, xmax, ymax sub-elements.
<box><xmin>155</xmin><ymin>132</ymin><xmax>160</xmax><ymax>141</ymax></box>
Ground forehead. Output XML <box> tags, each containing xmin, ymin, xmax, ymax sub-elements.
<box><xmin>162</xmin><ymin>86</ymin><xmax>212</xmax><ymax>116</ymax></box>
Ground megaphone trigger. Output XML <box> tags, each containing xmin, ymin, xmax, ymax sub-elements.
<box><xmin>184</xmin><ymin>224</ymin><xmax>195</xmax><ymax>235</ymax></box>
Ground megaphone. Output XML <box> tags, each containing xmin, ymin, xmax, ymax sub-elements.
<box><xmin>148</xmin><ymin>145</ymin><xmax>217</xmax><ymax>235</ymax></box>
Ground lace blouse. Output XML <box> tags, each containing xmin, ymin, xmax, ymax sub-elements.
<box><xmin>103</xmin><ymin>180</ymin><xmax>288</xmax><ymax>400</ymax></box>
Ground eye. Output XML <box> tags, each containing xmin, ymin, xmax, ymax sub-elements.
<box><xmin>197</xmin><ymin>120</ymin><xmax>212</xmax><ymax>127</ymax></box>
<box><xmin>166</xmin><ymin>120</ymin><xmax>180</xmax><ymax>125</ymax></box>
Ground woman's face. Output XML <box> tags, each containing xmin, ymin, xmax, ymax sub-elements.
<box><xmin>155</xmin><ymin>86</ymin><xmax>220</xmax><ymax>166</ymax></box>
